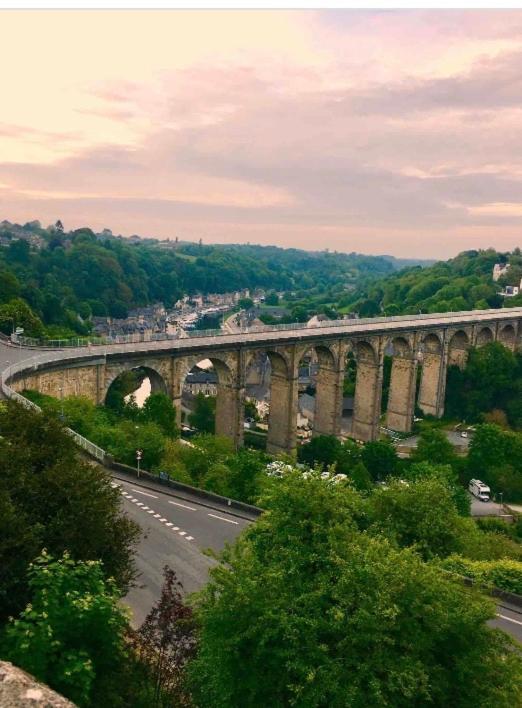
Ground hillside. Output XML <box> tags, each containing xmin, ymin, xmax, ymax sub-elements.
<box><xmin>0</xmin><ymin>219</ymin><xmax>404</xmax><ymax>337</ymax></box>
<box><xmin>342</xmin><ymin>248</ymin><xmax>522</xmax><ymax>317</ymax></box>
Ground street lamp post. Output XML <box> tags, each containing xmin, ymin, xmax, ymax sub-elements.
<box><xmin>136</xmin><ymin>449</ymin><xmax>143</xmax><ymax>478</ymax></box>
<box><xmin>499</xmin><ymin>491</ymin><xmax>504</xmax><ymax>516</ymax></box>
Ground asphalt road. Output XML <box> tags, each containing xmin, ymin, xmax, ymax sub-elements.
<box><xmin>113</xmin><ymin>477</ymin><xmax>250</xmax><ymax>626</ymax></box>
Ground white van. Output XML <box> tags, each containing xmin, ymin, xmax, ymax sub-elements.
<box><xmin>468</xmin><ymin>479</ymin><xmax>491</xmax><ymax>502</ymax></box>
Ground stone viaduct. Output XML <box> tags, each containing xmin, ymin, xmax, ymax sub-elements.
<box><xmin>6</xmin><ymin>308</ymin><xmax>522</xmax><ymax>455</ymax></box>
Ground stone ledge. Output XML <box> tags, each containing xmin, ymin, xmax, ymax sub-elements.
<box><xmin>0</xmin><ymin>661</ymin><xmax>76</xmax><ymax>707</ymax></box>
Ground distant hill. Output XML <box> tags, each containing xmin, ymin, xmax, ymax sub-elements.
<box><xmin>0</xmin><ymin>219</ymin><xmax>404</xmax><ymax>337</ymax></box>
<box><xmin>341</xmin><ymin>248</ymin><xmax>522</xmax><ymax>317</ymax></box>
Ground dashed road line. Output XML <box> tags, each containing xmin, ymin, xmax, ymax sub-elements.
<box><xmin>168</xmin><ymin>500</ymin><xmax>197</xmax><ymax>511</ymax></box>
<box><xmin>119</xmin><ymin>488</ymin><xmax>195</xmax><ymax>542</ymax></box>
<box><xmin>208</xmin><ymin>513</ymin><xmax>239</xmax><ymax>525</ymax></box>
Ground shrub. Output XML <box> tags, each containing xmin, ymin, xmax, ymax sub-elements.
<box><xmin>439</xmin><ymin>555</ymin><xmax>522</xmax><ymax>595</ymax></box>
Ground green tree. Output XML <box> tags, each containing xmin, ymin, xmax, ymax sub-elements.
<box><xmin>367</xmin><ymin>478</ymin><xmax>470</xmax><ymax>560</ymax></box>
<box><xmin>238</xmin><ymin>297</ymin><xmax>254</xmax><ymax>310</ymax></box>
<box><xmin>298</xmin><ymin>434</ymin><xmax>343</xmax><ymax>468</ymax></box>
<box><xmin>1</xmin><ymin>551</ymin><xmax>130</xmax><ymax>707</ymax></box>
<box><xmin>0</xmin><ymin>402</ymin><xmax>140</xmax><ymax>621</ymax></box>
<box><xmin>0</xmin><ymin>298</ymin><xmax>45</xmax><ymax>337</ymax></box>
<box><xmin>361</xmin><ymin>439</ymin><xmax>398</xmax><ymax>480</ymax></box>
<box><xmin>189</xmin><ymin>393</ymin><xmax>216</xmax><ymax>434</ymax></box>
<box><xmin>411</xmin><ymin>428</ymin><xmax>458</xmax><ymax>466</ymax></box>
<box><xmin>190</xmin><ymin>473</ymin><xmax>521</xmax><ymax>707</ymax></box>
<box><xmin>265</xmin><ymin>291</ymin><xmax>279</xmax><ymax>306</ymax></box>
<box><xmin>142</xmin><ymin>392</ymin><xmax>178</xmax><ymax>437</ymax></box>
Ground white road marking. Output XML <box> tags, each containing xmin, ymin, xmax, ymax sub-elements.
<box><xmin>165</xmin><ymin>522</ymin><xmax>173</xmax><ymax>527</ymax></box>
<box><xmin>186</xmin><ymin>536</ymin><xmax>194</xmax><ymax>541</ymax></box>
<box><xmin>172</xmin><ymin>526</ymin><xmax>180</xmax><ymax>531</ymax></box>
<box><xmin>178</xmin><ymin>531</ymin><xmax>186</xmax><ymax>536</ymax></box>
<box><xmin>130</xmin><ymin>498</ymin><xmax>138</xmax><ymax>502</ymax></box>
<box><xmin>154</xmin><ymin>514</ymin><xmax>161</xmax><ymax>518</ymax></box>
<box><xmin>131</xmin><ymin>489</ymin><xmax>158</xmax><ymax>499</ymax></box>
<box><xmin>147</xmin><ymin>510</ymin><xmax>155</xmax><ymax>514</ymax></box>
<box><xmin>208</xmin><ymin>513</ymin><xmax>239</xmax><ymax>525</ymax></box>
<box><xmin>159</xmin><ymin>518</ymin><xmax>166</xmax><ymax>522</ymax></box>
<box><xmin>142</xmin><ymin>506</ymin><xmax>149</xmax><ymax>510</ymax></box>
<box><xmin>136</xmin><ymin>503</ymin><xmax>144</xmax><ymax>507</ymax></box>
<box><xmin>497</xmin><ymin>613</ymin><xmax>522</xmax><ymax>626</ymax></box>
<box><xmin>168</xmin><ymin>500</ymin><xmax>196</xmax><ymax>511</ymax></box>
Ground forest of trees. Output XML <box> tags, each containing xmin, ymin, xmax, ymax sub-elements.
<box><xmin>0</xmin><ymin>220</ymin><xmax>401</xmax><ymax>338</ymax></box>
<box><xmin>339</xmin><ymin>248</ymin><xmax>522</xmax><ymax>317</ymax></box>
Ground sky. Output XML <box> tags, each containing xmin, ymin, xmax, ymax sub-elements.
<box><xmin>2</xmin><ymin>9</ymin><xmax>522</xmax><ymax>258</ymax></box>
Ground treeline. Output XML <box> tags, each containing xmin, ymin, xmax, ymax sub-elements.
<box><xmin>0</xmin><ymin>219</ymin><xmax>399</xmax><ymax>338</ymax></box>
<box><xmin>343</xmin><ymin>248</ymin><xmax>522</xmax><ymax>317</ymax></box>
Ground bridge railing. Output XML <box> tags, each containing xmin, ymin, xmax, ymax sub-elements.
<box><xmin>1</xmin><ymin>357</ymin><xmax>107</xmax><ymax>462</ymax></box>
<box><xmin>12</xmin><ymin>306</ymin><xmax>522</xmax><ymax>349</ymax></box>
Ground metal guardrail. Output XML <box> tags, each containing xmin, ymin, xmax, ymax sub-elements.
<box><xmin>1</xmin><ymin>357</ymin><xmax>107</xmax><ymax>462</ymax></box>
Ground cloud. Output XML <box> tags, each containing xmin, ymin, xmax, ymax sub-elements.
<box><xmin>2</xmin><ymin>10</ymin><xmax>522</xmax><ymax>257</ymax></box>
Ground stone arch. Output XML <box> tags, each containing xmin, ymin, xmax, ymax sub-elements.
<box><xmin>354</xmin><ymin>340</ymin><xmax>377</xmax><ymax>364</ymax></box>
<box><xmin>293</xmin><ymin>343</ymin><xmax>339</xmax><ymax>441</ymax></box>
<box><xmin>265</xmin><ymin>350</ymin><xmax>290</xmax><ymax>377</ymax></box>
<box><xmin>476</xmin><ymin>326</ymin><xmax>494</xmax><ymax>347</ymax></box>
<box><xmin>498</xmin><ymin>324</ymin><xmax>516</xmax><ymax>350</ymax></box>
<box><xmin>448</xmin><ymin>329</ymin><xmax>470</xmax><ymax>370</ymax></box>
<box><xmin>104</xmin><ymin>363</ymin><xmax>168</xmax><ymax>404</ymax></box>
<box><xmin>178</xmin><ymin>354</ymin><xmax>233</xmax><ymax>387</ymax></box>
<box><xmin>421</xmin><ymin>332</ymin><xmax>442</xmax><ymax>355</ymax></box>
<box><xmin>388</xmin><ymin>336</ymin><xmax>412</xmax><ymax>358</ymax></box>
<box><xmin>179</xmin><ymin>353</ymin><xmax>242</xmax><ymax>446</ymax></box>
<box><xmin>314</xmin><ymin>343</ymin><xmax>337</xmax><ymax>369</ymax></box>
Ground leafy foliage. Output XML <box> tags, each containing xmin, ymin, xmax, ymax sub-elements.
<box><xmin>439</xmin><ymin>555</ymin><xmax>522</xmax><ymax>595</ymax></box>
<box><xmin>1</xmin><ymin>552</ymin><xmax>131</xmax><ymax>707</ymax></box>
<box><xmin>188</xmin><ymin>393</ymin><xmax>216</xmax><ymax>434</ymax></box>
<box><xmin>189</xmin><ymin>473</ymin><xmax>522</xmax><ymax>707</ymax></box>
<box><xmin>0</xmin><ymin>401</ymin><xmax>140</xmax><ymax>622</ymax></box>
<box><xmin>445</xmin><ymin>343</ymin><xmax>520</xmax><ymax>424</ymax></box>
<box><xmin>130</xmin><ymin>566</ymin><xmax>197</xmax><ymax>707</ymax></box>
